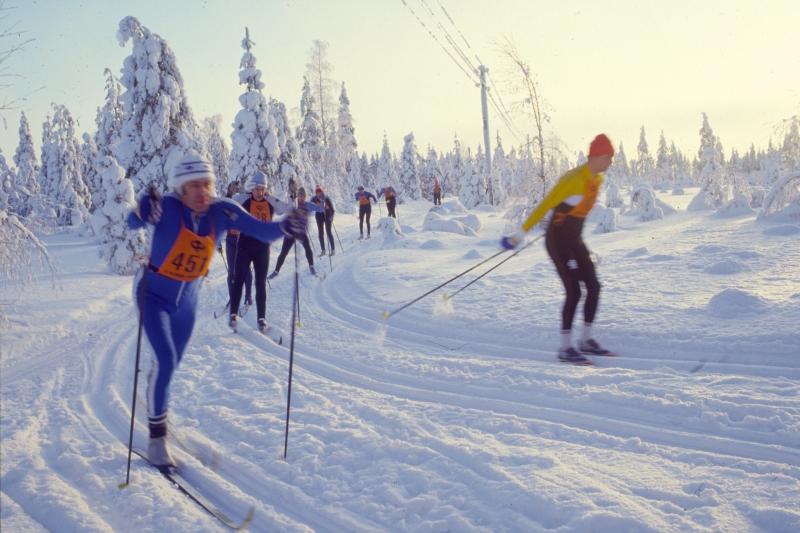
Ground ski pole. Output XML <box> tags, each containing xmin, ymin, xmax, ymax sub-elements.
<box><xmin>332</xmin><ymin>222</ymin><xmax>344</xmax><ymax>252</ymax></box>
<box><xmin>217</xmin><ymin>245</ymin><xmax>228</xmax><ymax>273</ymax></box>
<box><xmin>445</xmin><ymin>237</ymin><xmax>540</xmax><ymax>300</ymax></box>
<box><xmin>306</xmin><ymin>230</ymin><xmax>316</xmax><ymax>254</ymax></box>
<box><xmin>382</xmin><ymin>249</ymin><xmax>508</xmax><ymax>320</ymax></box>
<box><xmin>284</xmin><ymin>242</ymin><xmax>299</xmax><ymax>459</ymax></box>
<box><xmin>377</xmin><ymin>200</ymin><xmax>383</xmax><ymax>218</ymax></box>
<box><xmin>120</xmin><ymin>265</ymin><xmax>148</xmax><ymax>489</ymax></box>
<box><xmin>327</xmin><ymin>233</ymin><xmax>333</xmax><ymax>271</ymax></box>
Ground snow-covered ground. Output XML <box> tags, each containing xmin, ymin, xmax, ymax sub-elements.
<box><xmin>2</xmin><ymin>190</ymin><xmax>799</xmax><ymax>533</ymax></box>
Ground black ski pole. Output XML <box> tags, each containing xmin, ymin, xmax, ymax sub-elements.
<box><xmin>284</xmin><ymin>241</ymin><xmax>299</xmax><ymax>459</ymax></box>
<box><xmin>327</xmin><ymin>232</ymin><xmax>333</xmax><ymax>271</ymax></box>
<box><xmin>218</xmin><ymin>245</ymin><xmax>228</xmax><ymax>273</ymax></box>
<box><xmin>120</xmin><ymin>265</ymin><xmax>148</xmax><ymax>489</ymax></box>
<box><xmin>306</xmin><ymin>230</ymin><xmax>316</xmax><ymax>254</ymax></box>
<box><xmin>382</xmin><ymin>249</ymin><xmax>508</xmax><ymax>320</ymax></box>
<box><xmin>332</xmin><ymin>222</ymin><xmax>344</xmax><ymax>252</ymax></box>
<box><xmin>446</xmin><ymin>237</ymin><xmax>540</xmax><ymax>300</ymax></box>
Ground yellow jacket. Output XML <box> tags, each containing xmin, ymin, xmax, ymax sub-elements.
<box><xmin>521</xmin><ymin>164</ymin><xmax>603</xmax><ymax>232</ymax></box>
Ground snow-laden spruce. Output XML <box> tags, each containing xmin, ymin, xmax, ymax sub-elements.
<box><xmin>94</xmin><ymin>68</ymin><xmax>124</xmax><ymax>159</ymax></box>
<box><xmin>199</xmin><ymin>116</ymin><xmax>230</xmax><ymax>196</ymax></box>
<box><xmin>39</xmin><ymin>104</ymin><xmax>90</xmax><ymax>226</ymax></box>
<box><xmin>269</xmin><ymin>98</ymin><xmax>306</xmax><ymax>198</ymax></box>
<box><xmin>459</xmin><ymin>148</ymin><xmax>486</xmax><ymax>209</ymax></box>
<box><xmin>13</xmin><ymin>112</ymin><xmax>40</xmax><ymax>215</ymax></box>
<box><xmin>376</xmin><ymin>135</ymin><xmax>397</xmax><ymax>192</ymax></box>
<box><xmin>116</xmin><ymin>16</ymin><xmax>203</xmax><ymax>194</ymax></box>
<box><xmin>337</xmin><ymin>82</ymin><xmax>356</xmax><ymax>154</ymax></box>
<box><xmin>399</xmin><ymin>133</ymin><xmax>422</xmax><ymax>201</ymax></box>
<box><xmin>229</xmin><ymin>28</ymin><xmax>280</xmax><ymax>192</ymax></box>
<box><xmin>296</xmin><ymin>76</ymin><xmax>324</xmax><ymax>185</ymax></box>
<box><xmin>92</xmin><ymin>156</ymin><xmax>147</xmax><ymax>275</ymax></box>
<box><xmin>81</xmin><ymin>133</ymin><xmax>101</xmax><ymax>212</ymax></box>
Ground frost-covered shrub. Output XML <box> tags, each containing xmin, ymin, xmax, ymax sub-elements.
<box><xmin>422</xmin><ymin>212</ymin><xmax>477</xmax><ymax>236</ymax></box>
<box><xmin>440</xmin><ymin>198</ymin><xmax>467</xmax><ymax>213</ymax></box>
<box><xmin>399</xmin><ymin>133</ymin><xmax>422</xmax><ymax>200</ymax></box>
<box><xmin>605</xmin><ymin>182</ymin><xmax>625</xmax><ymax>208</ymax></box>
<box><xmin>459</xmin><ymin>155</ymin><xmax>485</xmax><ymax>209</ymax></box>
<box><xmin>687</xmin><ymin>191</ymin><xmax>717</xmax><ymax>212</ymax></box>
<box><xmin>749</xmin><ymin>187</ymin><xmax>765</xmax><ymax>208</ymax></box>
<box><xmin>94</xmin><ymin>157</ymin><xmax>147</xmax><ymax>275</ymax></box>
<box><xmin>758</xmin><ymin>171</ymin><xmax>800</xmax><ymax>220</ymax></box>
<box><xmin>593</xmin><ymin>207</ymin><xmax>618</xmax><ymax>234</ymax></box>
<box><xmin>377</xmin><ymin>216</ymin><xmax>403</xmax><ymax>240</ymax></box>
<box><xmin>630</xmin><ymin>184</ymin><xmax>663</xmax><ymax>222</ymax></box>
<box><xmin>672</xmin><ymin>185</ymin><xmax>685</xmax><ymax>195</ymax></box>
<box><xmin>714</xmin><ymin>193</ymin><xmax>754</xmax><ymax>218</ymax></box>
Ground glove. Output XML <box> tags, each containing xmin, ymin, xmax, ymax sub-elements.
<box><xmin>281</xmin><ymin>203</ymin><xmax>309</xmax><ymax>238</ymax></box>
<box><xmin>500</xmin><ymin>229</ymin><xmax>526</xmax><ymax>250</ymax></box>
<box><xmin>137</xmin><ymin>194</ymin><xmax>162</xmax><ymax>224</ymax></box>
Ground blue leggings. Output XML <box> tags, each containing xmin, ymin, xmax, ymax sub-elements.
<box><xmin>136</xmin><ymin>272</ymin><xmax>197</xmax><ymax>419</ymax></box>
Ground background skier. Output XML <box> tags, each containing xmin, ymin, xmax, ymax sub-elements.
<box><xmin>377</xmin><ymin>185</ymin><xmax>398</xmax><ymax>218</ymax></box>
<box><xmin>269</xmin><ymin>187</ymin><xmax>324</xmax><ymax>278</ymax></box>
<box><xmin>355</xmin><ymin>185</ymin><xmax>377</xmax><ymax>239</ymax></box>
<box><xmin>311</xmin><ymin>186</ymin><xmax>335</xmax><ymax>256</ymax></box>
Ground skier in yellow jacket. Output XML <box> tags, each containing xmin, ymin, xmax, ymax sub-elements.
<box><xmin>502</xmin><ymin>134</ymin><xmax>615</xmax><ymax>365</ymax></box>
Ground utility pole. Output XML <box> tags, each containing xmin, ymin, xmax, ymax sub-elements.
<box><xmin>477</xmin><ymin>65</ymin><xmax>493</xmax><ymax>205</ymax></box>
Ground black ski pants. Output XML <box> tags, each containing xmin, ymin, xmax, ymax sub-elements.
<box><xmin>225</xmin><ymin>234</ymin><xmax>251</xmax><ymax>301</ymax></box>
<box><xmin>433</xmin><ymin>192</ymin><xmax>441</xmax><ymax>205</ymax></box>
<box><xmin>545</xmin><ymin>226</ymin><xmax>600</xmax><ymax>332</ymax></box>
<box><xmin>230</xmin><ymin>237</ymin><xmax>269</xmax><ymax>320</ymax></box>
<box><xmin>315</xmin><ymin>214</ymin><xmax>334</xmax><ymax>252</ymax></box>
<box><xmin>385</xmin><ymin>197</ymin><xmax>396</xmax><ymax>218</ymax></box>
<box><xmin>358</xmin><ymin>204</ymin><xmax>372</xmax><ymax>236</ymax></box>
<box><xmin>273</xmin><ymin>233</ymin><xmax>314</xmax><ymax>273</ymax></box>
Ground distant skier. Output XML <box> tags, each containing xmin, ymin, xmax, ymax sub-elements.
<box><xmin>127</xmin><ymin>152</ymin><xmax>307</xmax><ymax>468</ymax></box>
<box><xmin>355</xmin><ymin>185</ymin><xmax>377</xmax><ymax>239</ymax></box>
<box><xmin>377</xmin><ymin>185</ymin><xmax>397</xmax><ymax>218</ymax></box>
<box><xmin>269</xmin><ymin>186</ymin><xmax>324</xmax><ymax>278</ymax></box>
<box><xmin>502</xmin><ymin>134</ymin><xmax>615</xmax><ymax>365</ymax></box>
<box><xmin>311</xmin><ymin>186</ymin><xmax>335</xmax><ymax>256</ymax></box>
<box><xmin>223</xmin><ymin>182</ymin><xmax>252</xmax><ymax>313</ymax></box>
<box><xmin>432</xmin><ymin>179</ymin><xmax>442</xmax><ymax>205</ymax></box>
<box><xmin>228</xmin><ymin>172</ymin><xmax>294</xmax><ymax>334</ymax></box>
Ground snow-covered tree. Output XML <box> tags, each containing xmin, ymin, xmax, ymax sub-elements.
<box><xmin>296</xmin><ymin>76</ymin><xmax>325</xmax><ymax>184</ymax></box>
<box><xmin>606</xmin><ymin>141</ymin><xmax>630</xmax><ymax>187</ymax></box>
<box><xmin>337</xmin><ymin>82</ymin><xmax>356</xmax><ymax>154</ymax></box>
<box><xmin>630</xmin><ymin>184</ymin><xmax>663</xmax><ymax>222</ymax></box>
<box><xmin>376</xmin><ymin>134</ymin><xmax>396</xmax><ymax>191</ymax></box>
<box><xmin>759</xmin><ymin>171</ymin><xmax>800</xmax><ymax>220</ymax></box>
<box><xmin>94</xmin><ymin>68</ymin><xmax>125</xmax><ymax>158</ymax></box>
<box><xmin>228</xmin><ymin>28</ymin><xmax>280</xmax><ymax>191</ymax></box>
<box><xmin>782</xmin><ymin>121</ymin><xmax>800</xmax><ymax>173</ymax></box>
<box><xmin>399</xmin><ymin>133</ymin><xmax>422</xmax><ymax>201</ymax></box>
<box><xmin>0</xmin><ymin>149</ymin><xmax>16</xmax><ymax>211</ymax></box>
<box><xmin>270</xmin><ymin>98</ymin><xmax>306</xmax><ymax>197</ymax></box>
<box><xmin>304</xmin><ymin>40</ymin><xmax>337</xmax><ymax>148</ymax></box>
<box><xmin>200</xmin><ymin>115</ymin><xmax>230</xmax><ymax>196</ymax></box>
<box><xmin>115</xmin><ymin>16</ymin><xmax>203</xmax><ymax>193</ymax></box>
<box><xmin>449</xmin><ymin>136</ymin><xmax>465</xmax><ymax>198</ymax></box>
<box><xmin>12</xmin><ymin>112</ymin><xmax>38</xmax><ymax>201</ymax></box>
<box><xmin>39</xmin><ymin>104</ymin><xmax>90</xmax><ymax>226</ymax></box>
<box><xmin>633</xmin><ymin>126</ymin><xmax>654</xmax><ymax>179</ymax></box>
<box><xmin>92</xmin><ymin>156</ymin><xmax>147</xmax><ymax>275</ymax></box>
<box><xmin>459</xmin><ymin>148</ymin><xmax>485</xmax><ymax>209</ymax></box>
<box><xmin>605</xmin><ymin>181</ymin><xmax>625</xmax><ymax>208</ymax></box>
<box><xmin>81</xmin><ymin>133</ymin><xmax>101</xmax><ymax>211</ymax></box>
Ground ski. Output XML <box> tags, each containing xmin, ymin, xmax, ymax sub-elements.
<box><xmin>258</xmin><ymin>325</ymin><xmax>283</xmax><ymax>345</ymax></box>
<box><xmin>240</xmin><ymin>302</ymin><xmax>251</xmax><ymax>317</ymax></box>
<box><xmin>131</xmin><ymin>448</ymin><xmax>254</xmax><ymax>530</ymax></box>
<box><xmin>214</xmin><ymin>302</ymin><xmax>230</xmax><ymax>319</ymax></box>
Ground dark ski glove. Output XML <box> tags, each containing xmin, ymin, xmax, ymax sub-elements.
<box><xmin>137</xmin><ymin>194</ymin><xmax>162</xmax><ymax>224</ymax></box>
<box><xmin>282</xmin><ymin>203</ymin><xmax>309</xmax><ymax>238</ymax></box>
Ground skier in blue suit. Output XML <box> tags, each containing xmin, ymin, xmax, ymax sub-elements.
<box><xmin>127</xmin><ymin>152</ymin><xmax>308</xmax><ymax>467</ymax></box>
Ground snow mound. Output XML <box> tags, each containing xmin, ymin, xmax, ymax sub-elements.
<box><xmin>593</xmin><ymin>207</ymin><xmax>617</xmax><ymax>234</ymax></box>
<box><xmin>474</xmin><ymin>204</ymin><xmax>496</xmax><ymax>213</ymax></box>
<box><xmin>644</xmin><ymin>254</ymin><xmax>677</xmax><ymax>262</ymax></box>
<box><xmin>655</xmin><ymin>198</ymin><xmax>678</xmax><ymax>215</ymax></box>
<box><xmin>706</xmin><ymin>288</ymin><xmax>767</xmax><ymax>317</ymax></box>
<box><xmin>462</xmin><ymin>249</ymin><xmax>483</xmax><ymax>260</ymax></box>
<box><xmin>429</xmin><ymin>205</ymin><xmax>451</xmax><ymax>215</ymax></box>
<box><xmin>377</xmin><ymin>217</ymin><xmax>403</xmax><ymax>240</ymax></box>
<box><xmin>713</xmin><ymin>193</ymin><xmax>755</xmax><ymax>218</ymax></box>
<box><xmin>400</xmin><ymin>224</ymin><xmax>417</xmax><ymax>233</ymax></box>
<box><xmin>420</xmin><ymin>239</ymin><xmax>447</xmax><ymax>250</ymax></box>
<box><xmin>687</xmin><ymin>192</ymin><xmax>717</xmax><ymax>211</ymax></box>
<box><xmin>704</xmin><ymin>258</ymin><xmax>749</xmax><ymax>274</ymax></box>
<box><xmin>763</xmin><ymin>224</ymin><xmax>800</xmax><ymax>236</ymax></box>
<box><xmin>694</xmin><ymin>244</ymin><xmax>728</xmax><ymax>254</ymax></box>
<box><xmin>625</xmin><ymin>247</ymin><xmax>648</xmax><ymax>258</ymax></box>
<box><xmin>452</xmin><ymin>214</ymin><xmax>481</xmax><ymax>232</ymax></box>
<box><xmin>422</xmin><ymin>211</ymin><xmax>477</xmax><ymax>236</ymax></box>
<box><xmin>440</xmin><ymin>199</ymin><xmax>467</xmax><ymax>213</ymax></box>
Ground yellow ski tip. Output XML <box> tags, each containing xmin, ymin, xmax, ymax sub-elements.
<box><xmin>118</xmin><ymin>483</ymin><xmax>129</xmax><ymax>489</ymax></box>
<box><xmin>442</xmin><ymin>294</ymin><xmax>450</xmax><ymax>300</ymax></box>
<box><xmin>382</xmin><ymin>311</ymin><xmax>389</xmax><ymax>319</ymax></box>
<box><xmin>296</xmin><ymin>321</ymin><xmax>302</xmax><ymax>327</ymax></box>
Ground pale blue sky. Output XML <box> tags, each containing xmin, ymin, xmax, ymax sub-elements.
<box><xmin>3</xmin><ymin>0</ymin><xmax>798</xmax><ymax>164</ymax></box>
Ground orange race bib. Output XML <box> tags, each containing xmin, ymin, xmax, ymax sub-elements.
<box><xmin>358</xmin><ymin>195</ymin><xmax>370</xmax><ymax>205</ymax></box>
<box><xmin>249</xmin><ymin>199</ymin><xmax>272</xmax><ymax>222</ymax></box>
<box><xmin>156</xmin><ymin>223</ymin><xmax>214</xmax><ymax>282</ymax></box>
<box><xmin>567</xmin><ymin>177</ymin><xmax>600</xmax><ymax>219</ymax></box>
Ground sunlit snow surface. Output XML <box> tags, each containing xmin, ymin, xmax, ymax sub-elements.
<box><xmin>2</xmin><ymin>189</ymin><xmax>799</xmax><ymax>532</ymax></box>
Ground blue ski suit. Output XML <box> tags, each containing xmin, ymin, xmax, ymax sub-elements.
<box><xmin>127</xmin><ymin>193</ymin><xmax>286</xmax><ymax>421</ymax></box>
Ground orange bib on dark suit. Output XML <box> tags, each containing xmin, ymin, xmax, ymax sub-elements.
<box><xmin>249</xmin><ymin>198</ymin><xmax>272</xmax><ymax>222</ymax></box>
<box><xmin>155</xmin><ymin>219</ymin><xmax>215</xmax><ymax>282</ymax></box>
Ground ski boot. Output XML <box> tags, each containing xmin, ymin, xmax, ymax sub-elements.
<box><xmin>558</xmin><ymin>347</ymin><xmax>593</xmax><ymax>365</ymax></box>
<box><xmin>330</xmin><ymin>249</ymin><xmax>336</xmax><ymax>256</ymax></box>
<box><xmin>229</xmin><ymin>314</ymin><xmax>239</xmax><ymax>333</ymax></box>
<box><xmin>579</xmin><ymin>339</ymin><xmax>615</xmax><ymax>356</ymax></box>
<box><xmin>319</xmin><ymin>250</ymin><xmax>327</xmax><ymax>258</ymax></box>
<box><xmin>148</xmin><ymin>436</ymin><xmax>177</xmax><ymax>469</ymax></box>
<box><xmin>309</xmin><ymin>265</ymin><xmax>317</xmax><ymax>276</ymax></box>
<box><xmin>258</xmin><ymin>318</ymin><xmax>268</xmax><ymax>333</ymax></box>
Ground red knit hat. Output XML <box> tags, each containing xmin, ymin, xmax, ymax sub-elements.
<box><xmin>588</xmin><ymin>134</ymin><xmax>614</xmax><ymax>157</ymax></box>
<box><xmin>315</xmin><ymin>186</ymin><xmax>324</xmax><ymax>194</ymax></box>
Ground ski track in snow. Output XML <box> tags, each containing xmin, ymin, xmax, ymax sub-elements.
<box><xmin>2</xmin><ymin>191</ymin><xmax>800</xmax><ymax>532</ymax></box>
